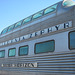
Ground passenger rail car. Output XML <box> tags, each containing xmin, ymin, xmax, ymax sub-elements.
<box><xmin>0</xmin><ymin>0</ymin><xmax>75</xmax><ymax>75</ymax></box>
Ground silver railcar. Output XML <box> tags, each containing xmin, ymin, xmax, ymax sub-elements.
<box><xmin>0</xmin><ymin>0</ymin><xmax>75</xmax><ymax>75</ymax></box>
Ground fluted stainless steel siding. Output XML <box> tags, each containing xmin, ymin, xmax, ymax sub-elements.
<box><xmin>0</xmin><ymin>51</ymin><xmax>75</xmax><ymax>75</ymax></box>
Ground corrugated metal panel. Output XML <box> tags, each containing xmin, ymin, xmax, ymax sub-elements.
<box><xmin>0</xmin><ymin>51</ymin><xmax>75</xmax><ymax>74</ymax></box>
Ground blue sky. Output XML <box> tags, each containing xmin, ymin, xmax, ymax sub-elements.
<box><xmin>0</xmin><ymin>0</ymin><xmax>62</xmax><ymax>33</ymax></box>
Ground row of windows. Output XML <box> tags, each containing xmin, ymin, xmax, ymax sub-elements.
<box><xmin>0</xmin><ymin>40</ymin><xmax>54</xmax><ymax>58</ymax></box>
<box><xmin>1</xmin><ymin>4</ymin><xmax>58</xmax><ymax>35</ymax></box>
<box><xmin>0</xmin><ymin>31</ymin><xmax>75</xmax><ymax>58</ymax></box>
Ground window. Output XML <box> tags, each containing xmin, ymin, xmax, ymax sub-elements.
<box><xmin>44</xmin><ymin>4</ymin><xmax>57</xmax><ymax>15</ymax></box>
<box><xmin>69</xmin><ymin>31</ymin><xmax>75</xmax><ymax>50</ymax></box>
<box><xmin>8</xmin><ymin>48</ymin><xmax>16</xmax><ymax>57</ymax></box>
<box><xmin>0</xmin><ymin>50</ymin><xmax>5</xmax><ymax>58</ymax></box>
<box><xmin>19</xmin><ymin>46</ymin><xmax>28</xmax><ymax>56</ymax></box>
<box><xmin>32</xmin><ymin>10</ymin><xmax>43</xmax><ymax>20</ymax></box>
<box><xmin>23</xmin><ymin>16</ymin><xmax>32</xmax><ymax>25</ymax></box>
<box><xmin>1</xmin><ymin>27</ymin><xmax>8</xmax><ymax>34</ymax></box>
<box><xmin>35</xmin><ymin>40</ymin><xmax>55</xmax><ymax>54</ymax></box>
<box><xmin>63</xmin><ymin>0</ymin><xmax>75</xmax><ymax>7</ymax></box>
<box><xmin>14</xmin><ymin>20</ymin><xmax>22</xmax><ymax>28</ymax></box>
<box><xmin>8</xmin><ymin>24</ymin><xmax>14</xmax><ymax>32</ymax></box>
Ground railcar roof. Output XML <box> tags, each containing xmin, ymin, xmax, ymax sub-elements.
<box><xmin>0</xmin><ymin>2</ymin><xmax>59</xmax><ymax>35</ymax></box>
<box><xmin>0</xmin><ymin>0</ymin><xmax>75</xmax><ymax>35</ymax></box>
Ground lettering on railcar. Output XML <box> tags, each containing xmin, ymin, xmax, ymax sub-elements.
<box><xmin>0</xmin><ymin>21</ymin><xmax>72</xmax><ymax>46</ymax></box>
<box><xmin>1</xmin><ymin>63</ymin><xmax>37</xmax><ymax>68</ymax></box>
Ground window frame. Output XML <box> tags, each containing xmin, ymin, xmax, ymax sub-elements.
<box><xmin>22</xmin><ymin>16</ymin><xmax>32</xmax><ymax>25</ymax></box>
<box><xmin>8</xmin><ymin>48</ymin><xmax>16</xmax><ymax>57</ymax></box>
<box><xmin>68</xmin><ymin>30</ymin><xmax>75</xmax><ymax>50</ymax></box>
<box><xmin>14</xmin><ymin>20</ymin><xmax>22</xmax><ymax>29</ymax></box>
<box><xmin>34</xmin><ymin>40</ymin><xmax>55</xmax><ymax>54</ymax></box>
<box><xmin>18</xmin><ymin>45</ymin><xmax>28</xmax><ymax>56</ymax></box>
<box><xmin>32</xmin><ymin>10</ymin><xmax>43</xmax><ymax>20</ymax></box>
<box><xmin>0</xmin><ymin>50</ymin><xmax>5</xmax><ymax>58</ymax></box>
<box><xmin>44</xmin><ymin>4</ymin><xmax>58</xmax><ymax>15</ymax></box>
<box><xmin>7</xmin><ymin>24</ymin><xmax>15</xmax><ymax>32</ymax></box>
<box><xmin>1</xmin><ymin>27</ymin><xmax>8</xmax><ymax>35</ymax></box>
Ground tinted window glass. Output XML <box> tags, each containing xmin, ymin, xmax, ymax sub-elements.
<box><xmin>32</xmin><ymin>11</ymin><xmax>43</xmax><ymax>19</ymax></box>
<box><xmin>8</xmin><ymin>25</ymin><xmax>14</xmax><ymax>32</ymax></box>
<box><xmin>63</xmin><ymin>0</ymin><xmax>75</xmax><ymax>7</ymax></box>
<box><xmin>23</xmin><ymin>16</ymin><xmax>32</xmax><ymax>25</ymax></box>
<box><xmin>69</xmin><ymin>31</ymin><xmax>75</xmax><ymax>50</ymax></box>
<box><xmin>1</xmin><ymin>27</ymin><xmax>8</xmax><ymax>34</ymax></box>
<box><xmin>8</xmin><ymin>48</ymin><xmax>16</xmax><ymax>57</ymax></box>
<box><xmin>19</xmin><ymin>46</ymin><xmax>28</xmax><ymax>56</ymax></box>
<box><xmin>35</xmin><ymin>40</ymin><xmax>55</xmax><ymax>54</ymax></box>
<box><xmin>44</xmin><ymin>4</ymin><xmax>57</xmax><ymax>15</ymax></box>
<box><xmin>14</xmin><ymin>21</ymin><xmax>22</xmax><ymax>28</ymax></box>
<box><xmin>0</xmin><ymin>50</ymin><xmax>5</xmax><ymax>58</ymax></box>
